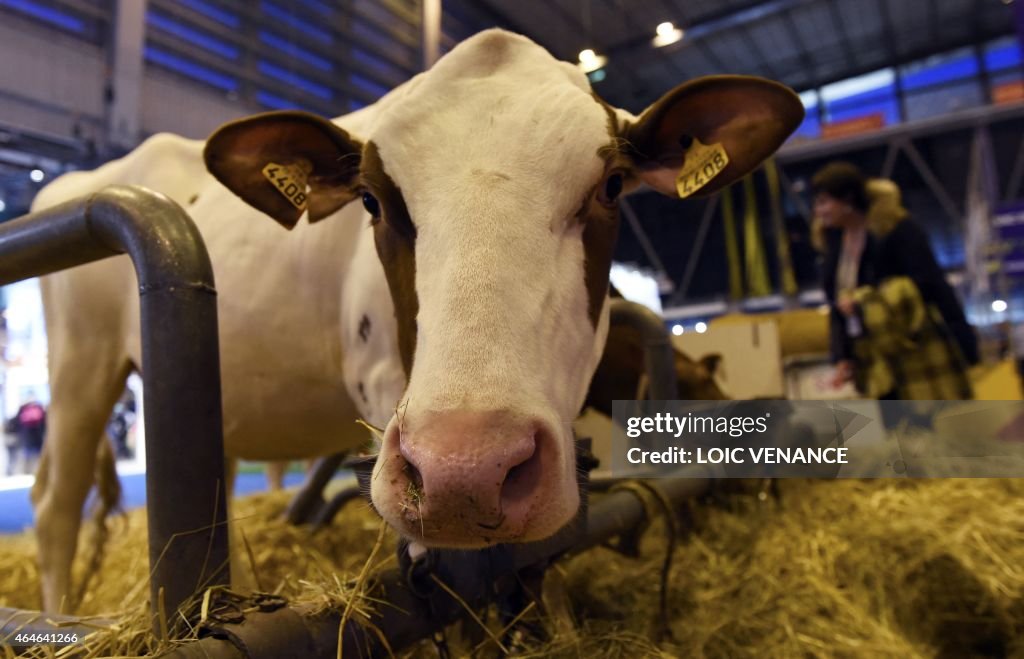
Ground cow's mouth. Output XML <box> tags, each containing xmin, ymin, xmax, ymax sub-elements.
<box><xmin>371</xmin><ymin>410</ymin><xmax>579</xmax><ymax>548</ymax></box>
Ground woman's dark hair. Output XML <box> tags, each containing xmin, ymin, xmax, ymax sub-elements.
<box><xmin>811</xmin><ymin>161</ymin><xmax>869</xmax><ymax>213</ymax></box>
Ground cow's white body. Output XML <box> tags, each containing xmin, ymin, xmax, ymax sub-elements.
<box><xmin>31</xmin><ymin>28</ymin><xmax>802</xmax><ymax>611</ymax></box>
<box><xmin>35</xmin><ymin>127</ymin><xmax>404</xmax><ymax>461</ymax></box>
<box><xmin>32</xmin><ymin>115</ymin><xmax>407</xmax><ymax>611</ymax></box>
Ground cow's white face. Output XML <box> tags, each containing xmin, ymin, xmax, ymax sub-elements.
<box><xmin>360</xmin><ymin>36</ymin><xmax>620</xmax><ymax>545</ymax></box>
<box><xmin>204</xmin><ymin>29</ymin><xmax>803</xmax><ymax>548</ymax></box>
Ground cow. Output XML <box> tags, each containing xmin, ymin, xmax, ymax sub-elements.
<box><xmin>30</xmin><ymin>29</ymin><xmax>802</xmax><ymax>611</ymax></box>
<box><xmin>584</xmin><ymin>323</ymin><xmax>727</xmax><ymax>417</ymax></box>
<box><xmin>264</xmin><ymin>324</ymin><xmax>727</xmax><ymax>493</ymax></box>
<box><xmin>584</xmin><ymin>287</ymin><xmax>728</xmax><ymax>414</ymax></box>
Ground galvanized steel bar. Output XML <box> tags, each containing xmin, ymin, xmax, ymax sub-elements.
<box><xmin>572</xmin><ymin>468</ymin><xmax>712</xmax><ymax>555</ymax></box>
<box><xmin>311</xmin><ymin>483</ymin><xmax>364</xmax><ymax>530</ymax></box>
<box><xmin>0</xmin><ymin>185</ymin><xmax>228</xmax><ymax>628</ymax></box>
<box><xmin>421</xmin><ymin>0</ymin><xmax>441</xmax><ymax>69</ymax></box>
<box><xmin>159</xmin><ymin>470</ymin><xmax>710</xmax><ymax>659</ymax></box>
<box><xmin>284</xmin><ymin>452</ymin><xmax>346</xmax><ymax>525</ymax></box>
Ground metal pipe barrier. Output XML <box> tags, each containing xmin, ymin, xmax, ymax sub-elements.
<box><xmin>160</xmin><ymin>464</ymin><xmax>712</xmax><ymax>659</ymax></box>
<box><xmin>311</xmin><ymin>483</ymin><xmax>363</xmax><ymax>530</ymax></box>
<box><xmin>608</xmin><ymin>298</ymin><xmax>679</xmax><ymax>401</ymax></box>
<box><xmin>284</xmin><ymin>452</ymin><xmax>346</xmax><ymax>525</ymax></box>
<box><xmin>0</xmin><ymin>185</ymin><xmax>228</xmax><ymax>627</ymax></box>
<box><xmin>1</xmin><ymin>188</ymin><xmax>704</xmax><ymax>657</ymax></box>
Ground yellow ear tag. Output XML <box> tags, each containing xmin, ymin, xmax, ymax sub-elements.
<box><xmin>261</xmin><ymin>161</ymin><xmax>310</xmax><ymax>210</ymax></box>
<box><xmin>675</xmin><ymin>138</ymin><xmax>730</xmax><ymax>198</ymax></box>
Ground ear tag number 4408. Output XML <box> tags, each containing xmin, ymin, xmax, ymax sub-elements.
<box><xmin>262</xmin><ymin>161</ymin><xmax>309</xmax><ymax>210</ymax></box>
<box><xmin>675</xmin><ymin>138</ymin><xmax>729</xmax><ymax>199</ymax></box>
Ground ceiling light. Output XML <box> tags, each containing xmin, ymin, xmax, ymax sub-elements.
<box><xmin>992</xmin><ymin>299</ymin><xmax>1008</xmax><ymax>313</ymax></box>
<box><xmin>653</xmin><ymin>21</ymin><xmax>684</xmax><ymax>47</ymax></box>
<box><xmin>30</xmin><ymin>169</ymin><xmax>44</xmax><ymax>182</ymax></box>
<box><xmin>672</xmin><ymin>324</ymin><xmax>684</xmax><ymax>336</ymax></box>
<box><xmin>577</xmin><ymin>48</ymin><xmax>607</xmax><ymax>73</ymax></box>
<box><xmin>695</xmin><ymin>321</ymin><xmax>707</xmax><ymax>334</ymax></box>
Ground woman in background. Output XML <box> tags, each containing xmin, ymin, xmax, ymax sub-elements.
<box><xmin>812</xmin><ymin>161</ymin><xmax>978</xmax><ymax>400</ymax></box>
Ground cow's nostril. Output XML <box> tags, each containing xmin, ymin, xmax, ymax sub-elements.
<box><xmin>500</xmin><ymin>433</ymin><xmax>542</xmax><ymax>506</ymax></box>
<box><xmin>402</xmin><ymin>456</ymin><xmax>424</xmax><ymax>503</ymax></box>
<box><xmin>387</xmin><ymin>414</ymin><xmax>557</xmax><ymax>541</ymax></box>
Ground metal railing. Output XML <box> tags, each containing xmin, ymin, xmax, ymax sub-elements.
<box><xmin>0</xmin><ymin>205</ymin><xmax>708</xmax><ymax>656</ymax></box>
<box><xmin>0</xmin><ymin>185</ymin><xmax>229</xmax><ymax>628</ymax></box>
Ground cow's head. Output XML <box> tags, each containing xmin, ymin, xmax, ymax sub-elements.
<box><xmin>204</xmin><ymin>30</ymin><xmax>802</xmax><ymax>548</ymax></box>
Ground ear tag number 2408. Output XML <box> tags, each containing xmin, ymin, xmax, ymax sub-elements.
<box><xmin>675</xmin><ymin>139</ymin><xmax>729</xmax><ymax>199</ymax></box>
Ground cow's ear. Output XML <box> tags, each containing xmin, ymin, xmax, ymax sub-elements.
<box><xmin>204</xmin><ymin>111</ymin><xmax>363</xmax><ymax>229</ymax></box>
<box><xmin>699</xmin><ymin>353</ymin><xmax>722</xmax><ymax>377</ymax></box>
<box><xmin>625</xmin><ymin>76</ymin><xmax>803</xmax><ymax>198</ymax></box>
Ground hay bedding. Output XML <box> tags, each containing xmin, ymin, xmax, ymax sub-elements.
<box><xmin>1</xmin><ymin>479</ymin><xmax>1024</xmax><ymax>657</ymax></box>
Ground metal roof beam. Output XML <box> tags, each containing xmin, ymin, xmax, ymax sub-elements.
<box><xmin>610</xmin><ymin>0</ymin><xmax>692</xmax><ymax>82</ymax></box>
<box><xmin>779</xmin><ymin>6</ymin><xmax>818</xmax><ymax>83</ymax></box>
<box><xmin>790</xmin><ymin>25</ymin><xmax>1013</xmax><ymax>93</ymax></box>
<box><xmin>536</xmin><ymin>0</ymin><xmax>665</xmax><ymax>107</ymax></box>
<box><xmin>662</xmin><ymin>0</ymin><xmax>732</xmax><ymax>74</ymax></box>
<box><xmin>824</xmin><ymin>0</ymin><xmax>859</xmax><ymax>69</ymax></box>
<box><xmin>600</xmin><ymin>0</ymin><xmax>819</xmax><ymax>91</ymax></box>
<box><xmin>777</xmin><ymin>102</ymin><xmax>1024</xmax><ymax>163</ymax></box>
<box><xmin>736</xmin><ymin>22</ymin><xmax>783</xmax><ymax>79</ymax></box>
<box><xmin>877</xmin><ymin>0</ymin><xmax>901</xmax><ymax>64</ymax></box>
<box><xmin>928</xmin><ymin>0</ymin><xmax>940</xmax><ymax>48</ymax></box>
<box><xmin>603</xmin><ymin>0</ymin><xmax>816</xmax><ymax>58</ymax></box>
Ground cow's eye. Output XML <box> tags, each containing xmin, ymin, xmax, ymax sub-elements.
<box><xmin>362</xmin><ymin>192</ymin><xmax>381</xmax><ymax>218</ymax></box>
<box><xmin>598</xmin><ymin>173</ymin><xmax>624</xmax><ymax>207</ymax></box>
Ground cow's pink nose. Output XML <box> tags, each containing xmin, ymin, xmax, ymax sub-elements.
<box><xmin>388</xmin><ymin>410</ymin><xmax>548</xmax><ymax>541</ymax></box>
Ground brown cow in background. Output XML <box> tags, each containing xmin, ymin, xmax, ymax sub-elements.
<box><xmin>585</xmin><ymin>323</ymin><xmax>727</xmax><ymax>418</ymax></box>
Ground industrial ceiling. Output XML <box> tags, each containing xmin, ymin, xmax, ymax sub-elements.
<box><xmin>467</xmin><ymin>0</ymin><xmax>1016</xmax><ymax>111</ymax></box>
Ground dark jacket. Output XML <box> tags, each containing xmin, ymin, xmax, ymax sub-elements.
<box><xmin>8</xmin><ymin>401</ymin><xmax>46</xmax><ymax>452</ymax></box>
<box><xmin>822</xmin><ymin>219</ymin><xmax>979</xmax><ymax>367</ymax></box>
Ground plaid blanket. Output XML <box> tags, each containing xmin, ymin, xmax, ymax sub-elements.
<box><xmin>851</xmin><ymin>276</ymin><xmax>973</xmax><ymax>400</ymax></box>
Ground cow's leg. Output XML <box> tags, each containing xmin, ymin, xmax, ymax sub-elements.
<box><xmin>30</xmin><ymin>446</ymin><xmax>49</xmax><ymax>506</ymax></box>
<box><xmin>34</xmin><ymin>358</ymin><xmax>131</xmax><ymax>612</ymax></box>
<box><xmin>224</xmin><ymin>458</ymin><xmax>256</xmax><ymax>592</ymax></box>
<box><xmin>265</xmin><ymin>461</ymin><xmax>287</xmax><ymax>491</ymax></box>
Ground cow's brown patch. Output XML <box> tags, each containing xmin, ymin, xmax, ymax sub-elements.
<box><xmin>578</xmin><ymin>98</ymin><xmax>629</xmax><ymax>328</ymax></box>
<box><xmin>362</xmin><ymin>141</ymin><xmax>417</xmax><ymax>379</ymax></box>
<box><xmin>579</xmin><ymin>189</ymin><xmax>621</xmax><ymax>328</ymax></box>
